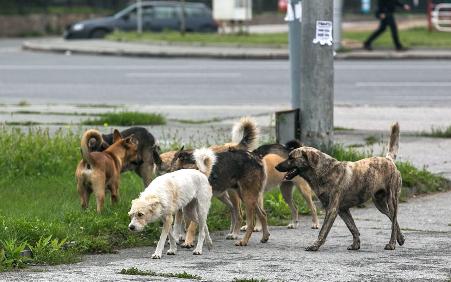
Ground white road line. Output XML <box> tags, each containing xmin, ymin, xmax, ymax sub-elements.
<box><xmin>125</xmin><ymin>72</ymin><xmax>240</xmax><ymax>78</ymax></box>
<box><xmin>337</xmin><ymin>65</ymin><xmax>451</xmax><ymax>70</ymax></box>
<box><xmin>0</xmin><ymin>65</ymin><xmax>285</xmax><ymax>71</ymax></box>
<box><xmin>356</xmin><ymin>82</ymin><xmax>451</xmax><ymax>87</ymax></box>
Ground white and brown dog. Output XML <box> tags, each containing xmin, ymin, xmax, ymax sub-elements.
<box><xmin>128</xmin><ymin>148</ymin><xmax>216</xmax><ymax>259</ymax></box>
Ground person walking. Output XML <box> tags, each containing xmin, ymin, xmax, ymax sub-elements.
<box><xmin>364</xmin><ymin>0</ymin><xmax>411</xmax><ymax>51</ymax></box>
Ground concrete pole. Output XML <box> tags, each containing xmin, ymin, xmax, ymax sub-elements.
<box><xmin>137</xmin><ymin>0</ymin><xmax>143</xmax><ymax>34</ymax></box>
<box><xmin>333</xmin><ymin>0</ymin><xmax>343</xmax><ymax>50</ymax></box>
<box><xmin>289</xmin><ymin>0</ymin><xmax>301</xmax><ymax>109</ymax></box>
<box><xmin>299</xmin><ymin>0</ymin><xmax>334</xmax><ymax>150</ymax></box>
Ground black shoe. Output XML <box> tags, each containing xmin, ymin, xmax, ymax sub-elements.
<box><xmin>363</xmin><ymin>43</ymin><xmax>373</xmax><ymax>51</ymax></box>
<box><xmin>396</xmin><ymin>46</ymin><xmax>408</xmax><ymax>52</ymax></box>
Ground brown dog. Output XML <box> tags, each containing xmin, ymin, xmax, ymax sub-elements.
<box><xmin>76</xmin><ymin>129</ymin><xmax>139</xmax><ymax>213</ymax></box>
<box><xmin>276</xmin><ymin>123</ymin><xmax>404</xmax><ymax>251</ymax></box>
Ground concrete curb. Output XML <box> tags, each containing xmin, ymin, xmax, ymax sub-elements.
<box><xmin>22</xmin><ymin>39</ymin><xmax>451</xmax><ymax>60</ymax></box>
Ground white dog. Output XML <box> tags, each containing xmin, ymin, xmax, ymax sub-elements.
<box><xmin>128</xmin><ymin>148</ymin><xmax>216</xmax><ymax>259</ymax></box>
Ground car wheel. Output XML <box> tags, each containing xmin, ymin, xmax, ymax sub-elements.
<box><xmin>90</xmin><ymin>29</ymin><xmax>108</xmax><ymax>39</ymax></box>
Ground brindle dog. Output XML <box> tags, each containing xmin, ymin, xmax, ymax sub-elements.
<box><xmin>276</xmin><ymin>123</ymin><xmax>404</xmax><ymax>251</ymax></box>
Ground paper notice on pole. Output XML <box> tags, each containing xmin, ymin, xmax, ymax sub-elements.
<box><xmin>312</xmin><ymin>21</ymin><xmax>333</xmax><ymax>46</ymax></box>
<box><xmin>284</xmin><ymin>4</ymin><xmax>295</xmax><ymax>21</ymax></box>
<box><xmin>284</xmin><ymin>1</ymin><xmax>302</xmax><ymax>22</ymax></box>
<box><xmin>295</xmin><ymin>3</ymin><xmax>302</xmax><ymax>22</ymax></box>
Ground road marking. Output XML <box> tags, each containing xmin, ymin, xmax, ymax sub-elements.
<box><xmin>356</xmin><ymin>82</ymin><xmax>451</xmax><ymax>87</ymax></box>
<box><xmin>125</xmin><ymin>72</ymin><xmax>240</xmax><ymax>78</ymax></box>
<box><xmin>0</xmin><ymin>65</ymin><xmax>285</xmax><ymax>71</ymax></box>
<box><xmin>337</xmin><ymin>64</ymin><xmax>451</xmax><ymax>70</ymax></box>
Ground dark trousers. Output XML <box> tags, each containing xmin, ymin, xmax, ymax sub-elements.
<box><xmin>365</xmin><ymin>14</ymin><xmax>402</xmax><ymax>48</ymax></box>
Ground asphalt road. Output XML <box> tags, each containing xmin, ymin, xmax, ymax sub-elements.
<box><xmin>2</xmin><ymin>191</ymin><xmax>450</xmax><ymax>282</ymax></box>
<box><xmin>1</xmin><ymin>39</ymin><xmax>451</xmax><ymax>107</ymax></box>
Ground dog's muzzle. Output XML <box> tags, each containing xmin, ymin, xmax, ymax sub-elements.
<box><xmin>128</xmin><ymin>224</ymin><xmax>136</xmax><ymax>231</ymax></box>
<box><xmin>283</xmin><ymin>168</ymin><xmax>299</xmax><ymax>181</ymax></box>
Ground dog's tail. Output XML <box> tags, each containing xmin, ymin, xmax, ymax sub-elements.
<box><xmin>193</xmin><ymin>148</ymin><xmax>216</xmax><ymax>177</ymax></box>
<box><xmin>386</xmin><ymin>122</ymin><xmax>400</xmax><ymax>161</ymax></box>
<box><xmin>80</xmin><ymin>129</ymin><xmax>103</xmax><ymax>166</ymax></box>
<box><xmin>231</xmin><ymin>116</ymin><xmax>259</xmax><ymax>151</ymax></box>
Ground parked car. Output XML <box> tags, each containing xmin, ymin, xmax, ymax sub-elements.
<box><xmin>64</xmin><ymin>1</ymin><xmax>218</xmax><ymax>39</ymax></box>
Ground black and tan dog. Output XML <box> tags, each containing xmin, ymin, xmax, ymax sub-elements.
<box><xmin>249</xmin><ymin>140</ymin><xmax>319</xmax><ymax>230</ymax></box>
<box><xmin>84</xmin><ymin>127</ymin><xmax>160</xmax><ymax>187</ymax></box>
<box><xmin>155</xmin><ymin>117</ymin><xmax>259</xmax><ymax>246</ymax></box>
<box><xmin>276</xmin><ymin>123</ymin><xmax>404</xmax><ymax>251</ymax></box>
<box><xmin>172</xmin><ymin>148</ymin><xmax>269</xmax><ymax>247</ymax></box>
<box><xmin>76</xmin><ymin>129</ymin><xmax>139</xmax><ymax>213</ymax></box>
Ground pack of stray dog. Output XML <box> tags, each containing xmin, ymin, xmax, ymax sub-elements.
<box><xmin>76</xmin><ymin>117</ymin><xmax>404</xmax><ymax>258</ymax></box>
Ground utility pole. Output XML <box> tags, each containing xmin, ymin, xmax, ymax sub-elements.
<box><xmin>333</xmin><ymin>0</ymin><xmax>343</xmax><ymax>50</ymax></box>
<box><xmin>137</xmin><ymin>0</ymin><xmax>143</xmax><ymax>34</ymax></box>
<box><xmin>299</xmin><ymin>0</ymin><xmax>334</xmax><ymax>150</ymax></box>
<box><xmin>288</xmin><ymin>0</ymin><xmax>302</xmax><ymax>109</ymax></box>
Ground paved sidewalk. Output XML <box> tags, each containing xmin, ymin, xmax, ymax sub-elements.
<box><xmin>1</xmin><ymin>191</ymin><xmax>450</xmax><ymax>281</ymax></box>
<box><xmin>22</xmin><ymin>38</ymin><xmax>451</xmax><ymax>60</ymax></box>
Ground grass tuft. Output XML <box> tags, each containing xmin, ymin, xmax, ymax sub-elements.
<box><xmin>420</xmin><ymin>126</ymin><xmax>451</xmax><ymax>138</ymax></box>
<box><xmin>119</xmin><ymin>267</ymin><xmax>201</xmax><ymax>280</ymax></box>
<box><xmin>82</xmin><ymin>111</ymin><xmax>166</xmax><ymax>126</ymax></box>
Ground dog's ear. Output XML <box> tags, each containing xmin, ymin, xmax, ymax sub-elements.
<box><xmin>125</xmin><ymin>134</ymin><xmax>138</xmax><ymax>146</ymax></box>
<box><xmin>113</xmin><ymin>129</ymin><xmax>122</xmax><ymax>143</ymax></box>
<box><xmin>302</xmin><ymin>149</ymin><xmax>319</xmax><ymax>167</ymax></box>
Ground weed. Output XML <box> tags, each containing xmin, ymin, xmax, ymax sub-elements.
<box><xmin>16</xmin><ymin>100</ymin><xmax>30</xmax><ymax>107</ymax></box>
<box><xmin>119</xmin><ymin>267</ymin><xmax>201</xmax><ymax>280</ymax></box>
<box><xmin>173</xmin><ymin>117</ymin><xmax>222</xmax><ymax>124</ymax></box>
<box><xmin>82</xmin><ymin>111</ymin><xmax>166</xmax><ymax>126</ymax></box>
<box><xmin>233</xmin><ymin>278</ymin><xmax>268</xmax><ymax>282</ymax></box>
<box><xmin>28</xmin><ymin>235</ymin><xmax>72</xmax><ymax>265</ymax></box>
<box><xmin>1</xmin><ymin>239</ymin><xmax>31</xmax><ymax>269</ymax></box>
<box><xmin>364</xmin><ymin>135</ymin><xmax>380</xmax><ymax>146</ymax></box>
<box><xmin>420</xmin><ymin>126</ymin><xmax>451</xmax><ymax>138</ymax></box>
<box><xmin>334</xmin><ymin>126</ymin><xmax>354</xmax><ymax>131</ymax></box>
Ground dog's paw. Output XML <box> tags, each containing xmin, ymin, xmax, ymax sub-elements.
<box><xmin>397</xmin><ymin>234</ymin><xmax>405</xmax><ymax>246</ymax></box>
<box><xmin>151</xmin><ymin>253</ymin><xmax>161</xmax><ymax>259</ymax></box>
<box><xmin>226</xmin><ymin>233</ymin><xmax>238</xmax><ymax>240</ymax></box>
<box><xmin>305</xmin><ymin>244</ymin><xmax>320</xmax><ymax>251</ymax></box>
<box><xmin>347</xmin><ymin>244</ymin><xmax>360</xmax><ymax>251</ymax></box>
<box><xmin>287</xmin><ymin>223</ymin><xmax>296</xmax><ymax>229</ymax></box>
<box><xmin>235</xmin><ymin>240</ymin><xmax>247</xmax><ymax>246</ymax></box>
<box><xmin>311</xmin><ymin>223</ymin><xmax>320</xmax><ymax>229</ymax></box>
<box><xmin>181</xmin><ymin>242</ymin><xmax>194</xmax><ymax>249</ymax></box>
<box><xmin>384</xmin><ymin>244</ymin><xmax>396</xmax><ymax>250</ymax></box>
<box><xmin>166</xmin><ymin>250</ymin><xmax>176</xmax><ymax>255</ymax></box>
<box><xmin>192</xmin><ymin>250</ymin><xmax>202</xmax><ymax>255</ymax></box>
<box><xmin>240</xmin><ymin>225</ymin><xmax>247</xmax><ymax>231</ymax></box>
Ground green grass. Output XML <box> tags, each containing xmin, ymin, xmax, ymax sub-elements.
<box><xmin>120</xmin><ymin>267</ymin><xmax>201</xmax><ymax>280</ymax></box>
<box><xmin>108</xmin><ymin>27</ymin><xmax>451</xmax><ymax>49</ymax></box>
<box><xmin>0</xmin><ymin>128</ymin><xmax>448</xmax><ymax>271</ymax></box>
<box><xmin>419</xmin><ymin>126</ymin><xmax>451</xmax><ymax>138</ymax></box>
<box><xmin>343</xmin><ymin>27</ymin><xmax>451</xmax><ymax>49</ymax></box>
<box><xmin>82</xmin><ymin>111</ymin><xmax>166</xmax><ymax>126</ymax></box>
<box><xmin>108</xmin><ymin>31</ymin><xmax>288</xmax><ymax>47</ymax></box>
